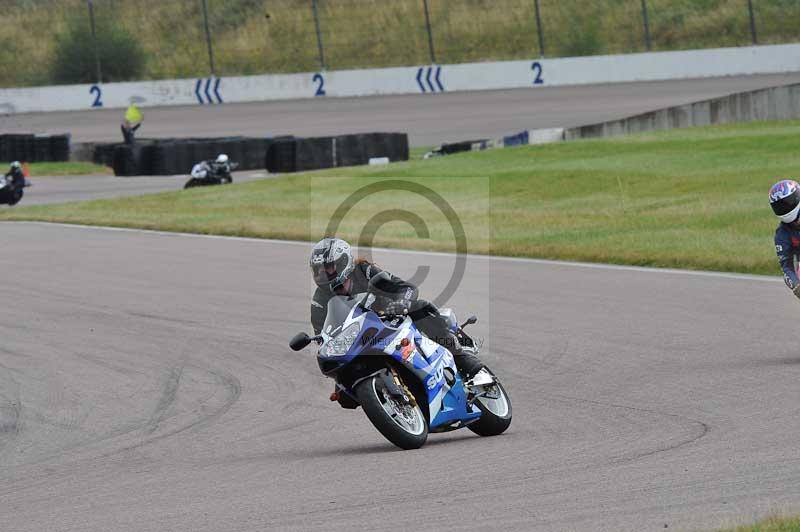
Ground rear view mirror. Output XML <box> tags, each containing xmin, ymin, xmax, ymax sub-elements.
<box><xmin>289</xmin><ymin>332</ymin><xmax>313</xmax><ymax>351</ymax></box>
<box><xmin>460</xmin><ymin>315</ymin><xmax>478</xmax><ymax>329</ymax></box>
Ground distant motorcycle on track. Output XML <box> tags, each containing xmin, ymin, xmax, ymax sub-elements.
<box><xmin>0</xmin><ymin>174</ymin><xmax>25</xmax><ymax>206</ymax></box>
<box><xmin>289</xmin><ymin>272</ymin><xmax>512</xmax><ymax>450</ymax></box>
<box><xmin>184</xmin><ymin>154</ymin><xmax>238</xmax><ymax>189</ymax></box>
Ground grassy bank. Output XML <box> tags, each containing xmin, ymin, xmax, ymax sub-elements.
<box><xmin>722</xmin><ymin>515</ymin><xmax>800</xmax><ymax>531</ymax></box>
<box><xmin>2</xmin><ymin>0</ymin><xmax>799</xmax><ymax>87</ymax></box>
<box><xmin>2</xmin><ymin>120</ymin><xmax>799</xmax><ymax>276</ymax></box>
<box><xmin>26</xmin><ymin>162</ymin><xmax>110</xmax><ymax>176</ymax></box>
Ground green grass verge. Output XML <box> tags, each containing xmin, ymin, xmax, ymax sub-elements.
<box><xmin>26</xmin><ymin>162</ymin><xmax>110</xmax><ymax>176</ymax></box>
<box><xmin>2</xmin><ymin>120</ymin><xmax>799</xmax><ymax>276</ymax></box>
<box><xmin>721</xmin><ymin>515</ymin><xmax>800</xmax><ymax>531</ymax></box>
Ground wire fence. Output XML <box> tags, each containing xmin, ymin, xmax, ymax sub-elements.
<box><xmin>1</xmin><ymin>0</ymin><xmax>799</xmax><ymax>86</ymax></box>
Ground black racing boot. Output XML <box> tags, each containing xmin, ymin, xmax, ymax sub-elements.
<box><xmin>446</xmin><ymin>333</ymin><xmax>484</xmax><ymax>381</ymax></box>
<box><xmin>410</xmin><ymin>302</ymin><xmax>485</xmax><ymax>380</ymax></box>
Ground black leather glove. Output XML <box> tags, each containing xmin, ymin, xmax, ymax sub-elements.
<box><xmin>380</xmin><ymin>299</ymin><xmax>410</xmax><ymax>318</ymax></box>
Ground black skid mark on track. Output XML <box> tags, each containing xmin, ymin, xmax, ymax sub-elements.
<box><xmin>125</xmin><ymin>311</ymin><xmax>200</xmax><ymax>327</ymax></box>
<box><xmin>111</xmin><ymin>364</ymin><xmax>242</xmax><ymax>455</ymax></box>
<box><xmin>0</xmin><ymin>400</ymin><xmax>21</xmax><ymax>437</ymax></box>
<box><xmin>74</xmin><ymin>351</ymin><xmax>146</xmax><ymax>378</ymax></box>
<box><xmin>144</xmin><ymin>364</ymin><xmax>184</xmax><ymax>435</ymax></box>
<box><xmin>613</xmin><ymin>420</ymin><xmax>709</xmax><ymax>464</ymax></box>
<box><xmin>0</xmin><ymin>345</ymin><xmax>30</xmax><ymax>359</ymax></box>
<box><xmin>544</xmin><ymin>392</ymin><xmax>710</xmax><ymax>464</ymax></box>
<box><xmin>4</xmin><ymin>363</ymin><xmax>243</xmax><ymax>468</ymax></box>
<box><xmin>0</xmin><ymin>385</ymin><xmax>22</xmax><ymax>458</ymax></box>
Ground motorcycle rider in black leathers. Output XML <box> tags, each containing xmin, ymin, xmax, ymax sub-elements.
<box><xmin>4</xmin><ymin>161</ymin><xmax>25</xmax><ymax>189</ymax></box>
<box><xmin>309</xmin><ymin>238</ymin><xmax>484</xmax><ymax>382</ymax></box>
<box><xmin>209</xmin><ymin>153</ymin><xmax>233</xmax><ymax>181</ymax></box>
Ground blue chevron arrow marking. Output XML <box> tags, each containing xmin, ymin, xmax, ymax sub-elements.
<box><xmin>204</xmin><ymin>78</ymin><xmax>213</xmax><ymax>104</ymax></box>
<box><xmin>213</xmin><ymin>78</ymin><xmax>223</xmax><ymax>103</ymax></box>
<box><xmin>435</xmin><ymin>66</ymin><xmax>444</xmax><ymax>91</ymax></box>
<box><xmin>426</xmin><ymin>67</ymin><xmax>435</xmax><ymax>92</ymax></box>
<box><xmin>416</xmin><ymin>67</ymin><xmax>426</xmax><ymax>93</ymax></box>
<box><xmin>195</xmin><ymin>79</ymin><xmax>204</xmax><ymax>104</ymax></box>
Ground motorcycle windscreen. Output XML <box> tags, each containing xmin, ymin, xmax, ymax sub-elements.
<box><xmin>322</xmin><ymin>295</ymin><xmax>361</xmax><ymax>334</ymax></box>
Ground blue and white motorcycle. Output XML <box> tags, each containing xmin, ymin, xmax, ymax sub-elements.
<box><xmin>290</xmin><ymin>273</ymin><xmax>512</xmax><ymax>450</ymax></box>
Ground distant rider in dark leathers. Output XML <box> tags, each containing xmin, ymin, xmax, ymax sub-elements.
<box><xmin>769</xmin><ymin>179</ymin><xmax>800</xmax><ymax>297</ymax></box>
<box><xmin>309</xmin><ymin>238</ymin><xmax>484</xmax><ymax>380</ymax></box>
<box><xmin>191</xmin><ymin>154</ymin><xmax>234</xmax><ymax>181</ymax></box>
<box><xmin>4</xmin><ymin>161</ymin><xmax>25</xmax><ymax>189</ymax></box>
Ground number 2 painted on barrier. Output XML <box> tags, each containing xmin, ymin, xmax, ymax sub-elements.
<box><xmin>313</xmin><ymin>73</ymin><xmax>326</xmax><ymax>96</ymax></box>
<box><xmin>531</xmin><ymin>62</ymin><xmax>544</xmax><ymax>85</ymax></box>
<box><xmin>90</xmin><ymin>85</ymin><xmax>103</xmax><ymax>107</ymax></box>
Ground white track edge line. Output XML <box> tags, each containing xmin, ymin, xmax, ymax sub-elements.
<box><xmin>10</xmin><ymin>221</ymin><xmax>782</xmax><ymax>283</ymax></box>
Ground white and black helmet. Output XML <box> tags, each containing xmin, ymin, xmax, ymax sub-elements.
<box><xmin>310</xmin><ymin>237</ymin><xmax>354</xmax><ymax>290</ymax></box>
<box><xmin>10</xmin><ymin>161</ymin><xmax>21</xmax><ymax>169</ymax></box>
<box><xmin>216</xmin><ymin>154</ymin><xmax>229</xmax><ymax>164</ymax></box>
<box><xmin>769</xmin><ymin>179</ymin><xmax>800</xmax><ymax>223</ymax></box>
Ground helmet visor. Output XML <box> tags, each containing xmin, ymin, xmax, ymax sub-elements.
<box><xmin>771</xmin><ymin>188</ymin><xmax>800</xmax><ymax>216</ymax></box>
<box><xmin>311</xmin><ymin>254</ymin><xmax>350</xmax><ymax>288</ymax></box>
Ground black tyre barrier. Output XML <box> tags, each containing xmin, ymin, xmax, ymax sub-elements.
<box><xmin>297</xmin><ymin>137</ymin><xmax>335</xmax><ymax>172</ymax></box>
<box><xmin>50</xmin><ymin>135</ymin><xmax>71</xmax><ymax>161</ymax></box>
<box><xmin>34</xmin><ymin>136</ymin><xmax>51</xmax><ymax>162</ymax></box>
<box><xmin>265</xmin><ymin>138</ymin><xmax>297</xmax><ymax>173</ymax></box>
<box><xmin>93</xmin><ymin>143</ymin><xmax>119</xmax><ymax>167</ymax></box>
<box><xmin>334</xmin><ymin>134</ymin><xmax>366</xmax><ymax>168</ymax></box>
<box><xmin>4</xmin><ymin>131</ymin><xmax>406</xmax><ymax>174</ymax></box>
<box><xmin>172</xmin><ymin>142</ymin><xmax>193</xmax><ymax>176</ymax></box>
<box><xmin>264</xmin><ymin>133</ymin><xmax>409</xmax><ymax>173</ymax></box>
<box><xmin>186</xmin><ymin>142</ymin><xmax>206</xmax><ymax>171</ymax></box>
<box><xmin>112</xmin><ymin>145</ymin><xmax>138</xmax><ymax>177</ymax></box>
<box><xmin>0</xmin><ymin>133</ymin><xmax>71</xmax><ymax>162</ymax></box>
<box><xmin>104</xmin><ymin>136</ymin><xmax>284</xmax><ymax>176</ymax></box>
<box><xmin>243</xmin><ymin>138</ymin><xmax>268</xmax><ymax>170</ymax></box>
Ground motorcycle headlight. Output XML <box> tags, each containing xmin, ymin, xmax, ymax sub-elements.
<box><xmin>320</xmin><ymin>322</ymin><xmax>361</xmax><ymax>357</ymax></box>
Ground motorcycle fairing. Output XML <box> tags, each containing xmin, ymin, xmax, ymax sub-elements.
<box><xmin>317</xmin><ymin>300</ymin><xmax>482</xmax><ymax>431</ymax></box>
<box><xmin>374</xmin><ymin>316</ymin><xmax>481</xmax><ymax>430</ymax></box>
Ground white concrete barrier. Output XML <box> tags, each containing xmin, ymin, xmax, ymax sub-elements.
<box><xmin>1</xmin><ymin>43</ymin><xmax>799</xmax><ymax>115</ymax></box>
<box><xmin>439</xmin><ymin>82</ymin><xmax>800</xmax><ymax>153</ymax></box>
<box><xmin>564</xmin><ymin>82</ymin><xmax>800</xmax><ymax>140</ymax></box>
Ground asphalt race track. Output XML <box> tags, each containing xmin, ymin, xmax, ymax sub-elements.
<box><xmin>14</xmin><ymin>170</ymin><xmax>269</xmax><ymax>206</ymax></box>
<box><xmin>4</xmin><ymin>73</ymin><xmax>800</xmax><ymax>148</ymax></box>
<box><xmin>2</xmin><ymin>222</ymin><xmax>800</xmax><ymax>531</ymax></box>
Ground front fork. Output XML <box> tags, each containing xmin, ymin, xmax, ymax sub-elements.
<box><xmin>337</xmin><ymin>367</ymin><xmax>416</xmax><ymax>408</ymax></box>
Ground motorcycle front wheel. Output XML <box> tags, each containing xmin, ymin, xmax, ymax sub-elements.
<box><xmin>184</xmin><ymin>179</ymin><xmax>199</xmax><ymax>189</ymax></box>
<box><xmin>467</xmin><ymin>366</ymin><xmax>512</xmax><ymax>437</ymax></box>
<box><xmin>356</xmin><ymin>373</ymin><xmax>428</xmax><ymax>450</ymax></box>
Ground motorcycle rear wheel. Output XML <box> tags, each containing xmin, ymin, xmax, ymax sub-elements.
<box><xmin>8</xmin><ymin>189</ymin><xmax>22</xmax><ymax>206</ymax></box>
<box><xmin>356</xmin><ymin>373</ymin><xmax>428</xmax><ymax>450</ymax></box>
